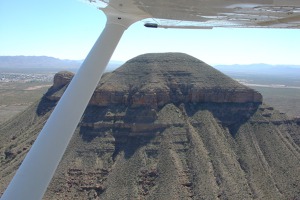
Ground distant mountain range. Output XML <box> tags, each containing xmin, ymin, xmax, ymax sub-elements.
<box><xmin>0</xmin><ymin>56</ymin><xmax>124</xmax><ymax>71</ymax></box>
<box><xmin>1</xmin><ymin>55</ymin><xmax>300</xmax><ymax>71</ymax></box>
<box><xmin>0</xmin><ymin>56</ymin><xmax>83</xmax><ymax>69</ymax></box>
<box><xmin>215</xmin><ymin>63</ymin><xmax>300</xmax><ymax>76</ymax></box>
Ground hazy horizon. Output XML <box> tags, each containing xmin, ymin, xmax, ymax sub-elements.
<box><xmin>1</xmin><ymin>55</ymin><xmax>300</xmax><ymax>68</ymax></box>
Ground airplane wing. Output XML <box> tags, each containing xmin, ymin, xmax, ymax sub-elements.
<box><xmin>88</xmin><ymin>0</ymin><xmax>300</xmax><ymax>29</ymax></box>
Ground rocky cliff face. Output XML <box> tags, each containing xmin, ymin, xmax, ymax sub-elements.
<box><xmin>1</xmin><ymin>53</ymin><xmax>300</xmax><ymax>200</ymax></box>
<box><xmin>47</xmin><ymin>53</ymin><xmax>262</xmax><ymax>109</ymax></box>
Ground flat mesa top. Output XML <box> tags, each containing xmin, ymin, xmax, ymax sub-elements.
<box><xmin>86</xmin><ymin>0</ymin><xmax>300</xmax><ymax>29</ymax></box>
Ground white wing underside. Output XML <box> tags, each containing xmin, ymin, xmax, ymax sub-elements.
<box><xmin>87</xmin><ymin>0</ymin><xmax>300</xmax><ymax>29</ymax></box>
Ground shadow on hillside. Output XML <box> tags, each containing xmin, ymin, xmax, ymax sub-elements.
<box><xmin>184</xmin><ymin>102</ymin><xmax>261</xmax><ymax>137</ymax></box>
<box><xmin>36</xmin><ymin>96</ymin><xmax>57</xmax><ymax>116</ymax></box>
<box><xmin>36</xmin><ymin>86</ymin><xmax>63</xmax><ymax>116</ymax></box>
<box><xmin>78</xmin><ymin>102</ymin><xmax>261</xmax><ymax>160</ymax></box>
<box><xmin>79</xmin><ymin>106</ymin><xmax>160</xmax><ymax>159</ymax></box>
<box><xmin>79</xmin><ymin>126</ymin><xmax>158</xmax><ymax>160</ymax></box>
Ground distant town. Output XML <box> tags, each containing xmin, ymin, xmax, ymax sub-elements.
<box><xmin>0</xmin><ymin>72</ymin><xmax>54</xmax><ymax>83</ymax></box>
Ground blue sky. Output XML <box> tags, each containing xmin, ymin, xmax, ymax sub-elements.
<box><xmin>1</xmin><ymin>0</ymin><xmax>300</xmax><ymax>65</ymax></box>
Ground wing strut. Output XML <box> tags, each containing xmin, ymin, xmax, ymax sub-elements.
<box><xmin>1</xmin><ymin>16</ymin><xmax>133</xmax><ymax>200</ymax></box>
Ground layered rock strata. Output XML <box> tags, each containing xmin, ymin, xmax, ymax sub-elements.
<box><xmin>47</xmin><ymin>53</ymin><xmax>262</xmax><ymax>108</ymax></box>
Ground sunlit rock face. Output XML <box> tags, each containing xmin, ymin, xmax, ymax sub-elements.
<box><xmin>91</xmin><ymin>53</ymin><xmax>262</xmax><ymax>108</ymax></box>
<box><xmin>2</xmin><ymin>53</ymin><xmax>300</xmax><ymax>200</ymax></box>
<box><xmin>48</xmin><ymin>53</ymin><xmax>262</xmax><ymax>108</ymax></box>
<box><xmin>52</xmin><ymin>71</ymin><xmax>74</xmax><ymax>90</ymax></box>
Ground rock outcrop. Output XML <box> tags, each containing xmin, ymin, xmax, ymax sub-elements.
<box><xmin>52</xmin><ymin>71</ymin><xmax>74</xmax><ymax>90</ymax></box>
<box><xmin>1</xmin><ymin>53</ymin><xmax>300</xmax><ymax>200</ymax></box>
